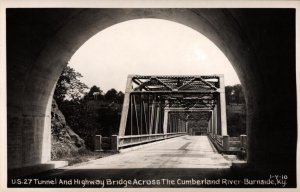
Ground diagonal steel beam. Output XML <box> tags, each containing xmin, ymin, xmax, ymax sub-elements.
<box><xmin>153</xmin><ymin>77</ymin><xmax>173</xmax><ymax>91</ymax></box>
<box><xmin>177</xmin><ymin>77</ymin><xmax>197</xmax><ymax>90</ymax></box>
<box><xmin>198</xmin><ymin>76</ymin><xmax>218</xmax><ymax>90</ymax></box>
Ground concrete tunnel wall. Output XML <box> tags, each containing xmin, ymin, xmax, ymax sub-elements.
<box><xmin>6</xmin><ymin>8</ymin><xmax>296</xmax><ymax>177</ymax></box>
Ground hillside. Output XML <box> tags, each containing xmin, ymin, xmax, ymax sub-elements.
<box><xmin>51</xmin><ymin>99</ymin><xmax>85</xmax><ymax>160</ymax></box>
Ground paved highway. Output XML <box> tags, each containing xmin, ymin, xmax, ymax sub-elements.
<box><xmin>67</xmin><ymin>135</ymin><xmax>231</xmax><ymax>169</ymax></box>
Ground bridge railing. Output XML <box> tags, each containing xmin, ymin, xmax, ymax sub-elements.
<box><xmin>208</xmin><ymin>133</ymin><xmax>247</xmax><ymax>155</ymax></box>
<box><xmin>118</xmin><ymin>132</ymin><xmax>186</xmax><ymax>148</ymax></box>
<box><xmin>95</xmin><ymin>132</ymin><xmax>187</xmax><ymax>151</ymax></box>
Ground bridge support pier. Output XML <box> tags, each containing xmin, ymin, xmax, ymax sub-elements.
<box><xmin>111</xmin><ymin>135</ymin><xmax>119</xmax><ymax>151</ymax></box>
<box><xmin>222</xmin><ymin>135</ymin><xmax>230</xmax><ymax>151</ymax></box>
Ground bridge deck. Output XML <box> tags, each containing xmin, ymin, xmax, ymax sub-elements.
<box><xmin>68</xmin><ymin>136</ymin><xmax>231</xmax><ymax>169</ymax></box>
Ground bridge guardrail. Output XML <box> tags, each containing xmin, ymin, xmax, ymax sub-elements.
<box><xmin>117</xmin><ymin>132</ymin><xmax>187</xmax><ymax>149</ymax></box>
<box><xmin>208</xmin><ymin>133</ymin><xmax>247</xmax><ymax>155</ymax></box>
<box><xmin>95</xmin><ymin>132</ymin><xmax>187</xmax><ymax>151</ymax></box>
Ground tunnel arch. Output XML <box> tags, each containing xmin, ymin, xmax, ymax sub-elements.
<box><xmin>30</xmin><ymin>8</ymin><xmax>258</xmax><ymax>162</ymax></box>
<box><xmin>7</xmin><ymin>8</ymin><xmax>296</xmax><ymax>181</ymax></box>
<box><xmin>68</xmin><ymin>17</ymin><xmax>242</xmax><ymax>91</ymax></box>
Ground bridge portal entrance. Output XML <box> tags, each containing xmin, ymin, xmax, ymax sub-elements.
<box><xmin>167</xmin><ymin>111</ymin><xmax>211</xmax><ymax>136</ymax></box>
<box><xmin>117</xmin><ymin>75</ymin><xmax>228</xmax><ymax>150</ymax></box>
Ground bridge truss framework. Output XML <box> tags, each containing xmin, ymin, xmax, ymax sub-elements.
<box><xmin>118</xmin><ymin>75</ymin><xmax>227</xmax><ymax>141</ymax></box>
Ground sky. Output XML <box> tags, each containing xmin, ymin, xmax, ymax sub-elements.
<box><xmin>69</xmin><ymin>19</ymin><xmax>240</xmax><ymax>93</ymax></box>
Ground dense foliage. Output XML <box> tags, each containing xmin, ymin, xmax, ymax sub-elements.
<box><xmin>53</xmin><ymin>65</ymin><xmax>124</xmax><ymax>150</ymax></box>
<box><xmin>225</xmin><ymin>84</ymin><xmax>246</xmax><ymax>136</ymax></box>
<box><xmin>53</xmin><ymin>65</ymin><xmax>89</xmax><ymax>105</ymax></box>
<box><xmin>225</xmin><ymin>84</ymin><xmax>245</xmax><ymax>104</ymax></box>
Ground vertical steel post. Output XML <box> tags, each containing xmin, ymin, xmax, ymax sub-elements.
<box><xmin>149</xmin><ymin>98</ymin><xmax>155</xmax><ymax>134</ymax></box>
<box><xmin>118</xmin><ymin>76</ymin><xmax>133</xmax><ymax>137</ymax></box>
<box><xmin>140</xmin><ymin>94</ymin><xmax>143</xmax><ymax>134</ymax></box>
<box><xmin>143</xmin><ymin>100</ymin><xmax>148</xmax><ymax>134</ymax></box>
<box><xmin>219</xmin><ymin>75</ymin><xmax>228</xmax><ymax>136</ymax></box>
<box><xmin>130</xmin><ymin>95</ymin><xmax>133</xmax><ymax>135</ymax></box>
<box><xmin>133</xmin><ymin>95</ymin><xmax>140</xmax><ymax>135</ymax></box>
<box><xmin>154</xmin><ymin>106</ymin><xmax>160</xmax><ymax>134</ymax></box>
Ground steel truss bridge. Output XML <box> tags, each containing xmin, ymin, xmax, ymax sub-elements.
<box><xmin>97</xmin><ymin>75</ymin><xmax>246</xmax><ymax>154</ymax></box>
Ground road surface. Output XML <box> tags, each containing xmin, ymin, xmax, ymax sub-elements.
<box><xmin>68</xmin><ymin>135</ymin><xmax>231</xmax><ymax>169</ymax></box>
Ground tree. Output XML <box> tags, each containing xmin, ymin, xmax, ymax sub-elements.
<box><xmin>116</xmin><ymin>91</ymin><xmax>125</xmax><ymax>104</ymax></box>
<box><xmin>98</xmin><ymin>103</ymin><xmax>122</xmax><ymax>136</ymax></box>
<box><xmin>225</xmin><ymin>84</ymin><xmax>245</xmax><ymax>104</ymax></box>
<box><xmin>85</xmin><ymin>85</ymin><xmax>104</xmax><ymax>100</ymax></box>
<box><xmin>105</xmin><ymin>88</ymin><xmax>118</xmax><ymax>102</ymax></box>
<box><xmin>53</xmin><ymin>65</ymin><xmax>88</xmax><ymax>105</ymax></box>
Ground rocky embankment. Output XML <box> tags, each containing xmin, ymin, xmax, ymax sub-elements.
<box><xmin>51</xmin><ymin>99</ymin><xmax>85</xmax><ymax>160</ymax></box>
